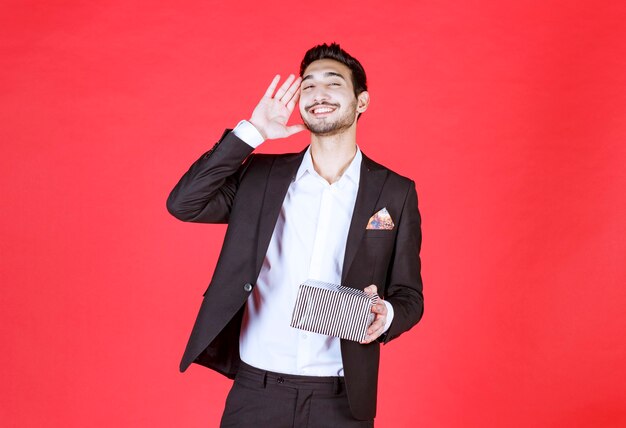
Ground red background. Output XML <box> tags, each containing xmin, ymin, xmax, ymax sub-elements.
<box><xmin>2</xmin><ymin>1</ymin><xmax>625</xmax><ymax>427</ymax></box>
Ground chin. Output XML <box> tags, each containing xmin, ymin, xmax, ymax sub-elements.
<box><xmin>304</xmin><ymin>121</ymin><xmax>337</xmax><ymax>136</ymax></box>
<box><xmin>307</xmin><ymin>119</ymin><xmax>356</xmax><ymax>137</ymax></box>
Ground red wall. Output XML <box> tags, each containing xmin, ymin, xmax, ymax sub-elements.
<box><xmin>2</xmin><ymin>1</ymin><xmax>625</xmax><ymax>427</ymax></box>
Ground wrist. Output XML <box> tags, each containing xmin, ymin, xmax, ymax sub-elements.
<box><xmin>247</xmin><ymin>119</ymin><xmax>268</xmax><ymax>141</ymax></box>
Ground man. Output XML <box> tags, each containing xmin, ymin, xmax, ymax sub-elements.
<box><xmin>167</xmin><ymin>43</ymin><xmax>424</xmax><ymax>427</ymax></box>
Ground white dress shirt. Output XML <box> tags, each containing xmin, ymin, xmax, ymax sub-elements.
<box><xmin>232</xmin><ymin>121</ymin><xmax>393</xmax><ymax>376</ymax></box>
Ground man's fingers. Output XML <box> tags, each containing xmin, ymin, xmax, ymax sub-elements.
<box><xmin>368</xmin><ymin>320</ymin><xmax>384</xmax><ymax>335</ymax></box>
<box><xmin>372</xmin><ymin>302</ymin><xmax>387</xmax><ymax>315</ymax></box>
<box><xmin>361</xmin><ymin>323</ymin><xmax>385</xmax><ymax>344</ymax></box>
<box><xmin>365</xmin><ymin>301</ymin><xmax>387</xmax><ymax>338</ymax></box>
<box><xmin>273</xmin><ymin>74</ymin><xmax>295</xmax><ymax>100</ymax></box>
<box><xmin>363</xmin><ymin>284</ymin><xmax>378</xmax><ymax>296</ymax></box>
<box><xmin>264</xmin><ymin>75</ymin><xmax>281</xmax><ymax>98</ymax></box>
<box><xmin>286</xmin><ymin>88</ymin><xmax>301</xmax><ymax>112</ymax></box>
<box><xmin>368</xmin><ymin>311</ymin><xmax>385</xmax><ymax>331</ymax></box>
<box><xmin>281</xmin><ymin>76</ymin><xmax>302</xmax><ymax>104</ymax></box>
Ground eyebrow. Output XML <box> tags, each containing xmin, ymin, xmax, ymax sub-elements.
<box><xmin>302</xmin><ymin>71</ymin><xmax>347</xmax><ymax>82</ymax></box>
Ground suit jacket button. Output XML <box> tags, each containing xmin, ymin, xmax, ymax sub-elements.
<box><xmin>243</xmin><ymin>283</ymin><xmax>253</xmax><ymax>292</ymax></box>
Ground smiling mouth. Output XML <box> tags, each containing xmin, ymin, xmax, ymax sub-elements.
<box><xmin>308</xmin><ymin>104</ymin><xmax>338</xmax><ymax>116</ymax></box>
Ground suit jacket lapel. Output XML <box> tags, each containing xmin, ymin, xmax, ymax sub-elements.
<box><xmin>341</xmin><ymin>154</ymin><xmax>387</xmax><ymax>285</ymax></box>
<box><xmin>255</xmin><ymin>149</ymin><xmax>307</xmax><ymax>276</ymax></box>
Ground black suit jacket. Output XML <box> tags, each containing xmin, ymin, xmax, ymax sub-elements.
<box><xmin>166</xmin><ymin>130</ymin><xmax>424</xmax><ymax>420</ymax></box>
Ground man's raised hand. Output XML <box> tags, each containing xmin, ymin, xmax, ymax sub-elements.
<box><xmin>249</xmin><ymin>74</ymin><xmax>307</xmax><ymax>140</ymax></box>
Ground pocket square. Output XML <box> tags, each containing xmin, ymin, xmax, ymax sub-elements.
<box><xmin>366</xmin><ymin>207</ymin><xmax>395</xmax><ymax>230</ymax></box>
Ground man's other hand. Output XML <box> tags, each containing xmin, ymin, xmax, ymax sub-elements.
<box><xmin>249</xmin><ymin>74</ymin><xmax>307</xmax><ymax>140</ymax></box>
<box><xmin>360</xmin><ymin>284</ymin><xmax>387</xmax><ymax>344</ymax></box>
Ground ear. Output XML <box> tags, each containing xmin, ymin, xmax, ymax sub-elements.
<box><xmin>356</xmin><ymin>91</ymin><xmax>370</xmax><ymax>113</ymax></box>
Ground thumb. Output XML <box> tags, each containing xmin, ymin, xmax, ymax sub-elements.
<box><xmin>363</xmin><ymin>284</ymin><xmax>378</xmax><ymax>295</ymax></box>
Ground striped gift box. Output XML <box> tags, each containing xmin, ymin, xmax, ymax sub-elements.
<box><xmin>290</xmin><ymin>279</ymin><xmax>378</xmax><ymax>342</ymax></box>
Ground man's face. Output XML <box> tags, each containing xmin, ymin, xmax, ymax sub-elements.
<box><xmin>299</xmin><ymin>59</ymin><xmax>363</xmax><ymax>136</ymax></box>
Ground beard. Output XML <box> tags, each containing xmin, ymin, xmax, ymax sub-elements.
<box><xmin>301</xmin><ymin>99</ymin><xmax>358</xmax><ymax>136</ymax></box>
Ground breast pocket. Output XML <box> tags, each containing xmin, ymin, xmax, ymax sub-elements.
<box><xmin>364</xmin><ymin>229</ymin><xmax>395</xmax><ymax>239</ymax></box>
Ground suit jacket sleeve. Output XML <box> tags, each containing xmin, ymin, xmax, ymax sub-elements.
<box><xmin>166</xmin><ymin>130</ymin><xmax>255</xmax><ymax>223</ymax></box>
<box><xmin>381</xmin><ymin>181</ymin><xmax>424</xmax><ymax>343</ymax></box>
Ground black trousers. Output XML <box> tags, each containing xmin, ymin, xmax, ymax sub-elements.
<box><xmin>220</xmin><ymin>362</ymin><xmax>374</xmax><ymax>428</ymax></box>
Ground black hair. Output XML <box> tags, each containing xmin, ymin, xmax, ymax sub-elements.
<box><xmin>299</xmin><ymin>42</ymin><xmax>368</xmax><ymax>97</ymax></box>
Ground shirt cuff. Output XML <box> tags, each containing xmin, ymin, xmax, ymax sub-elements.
<box><xmin>232</xmin><ymin>120</ymin><xmax>265</xmax><ymax>148</ymax></box>
<box><xmin>382</xmin><ymin>300</ymin><xmax>394</xmax><ymax>333</ymax></box>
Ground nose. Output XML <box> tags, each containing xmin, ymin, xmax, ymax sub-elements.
<box><xmin>311</xmin><ymin>87</ymin><xmax>330</xmax><ymax>104</ymax></box>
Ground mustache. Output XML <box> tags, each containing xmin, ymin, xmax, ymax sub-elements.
<box><xmin>305</xmin><ymin>102</ymin><xmax>340</xmax><ymax>110</ymax></box>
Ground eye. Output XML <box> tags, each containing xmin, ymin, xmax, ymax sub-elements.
<box><xmin>303</xmin><ymin>85</ymin><xmax>313</xmax><ymax>90</ymax></box>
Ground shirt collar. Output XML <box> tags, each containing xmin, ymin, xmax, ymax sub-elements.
<box><xmin>296</xmin><ymin>146</ymin><xmax>362</xmax><ymax>185</ymax></box>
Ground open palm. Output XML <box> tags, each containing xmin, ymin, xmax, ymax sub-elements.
<box><xmin>249</xmin><ymin>74</ymin><xmax>306</xmax><ymax>140</ymax></box>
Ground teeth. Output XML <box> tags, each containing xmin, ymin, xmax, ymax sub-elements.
<box><xmin>312</xmin><ymin>107</ymin><xmax>334</xmax><ymax>114</ymax></box>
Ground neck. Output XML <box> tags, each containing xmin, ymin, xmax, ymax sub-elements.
<box><xmin>309</xmin><ymin>126</ymin><xmax>358</xmax><ymax>184</ymax></box>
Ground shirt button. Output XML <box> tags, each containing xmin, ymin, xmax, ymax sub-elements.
<box><xmin>243</xmin><ymin>283</ymin><xmax>253</xmax><ymax>292</ymax></box>
<box><xmin>277</xmin><ymin>377</ymin><xmax>285</xmax><ymax>384</ymax></box>
<box><xmin>302</xmin><ymin>333</ymin><xmax>308</xmax><ymax>339</ymax></box>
